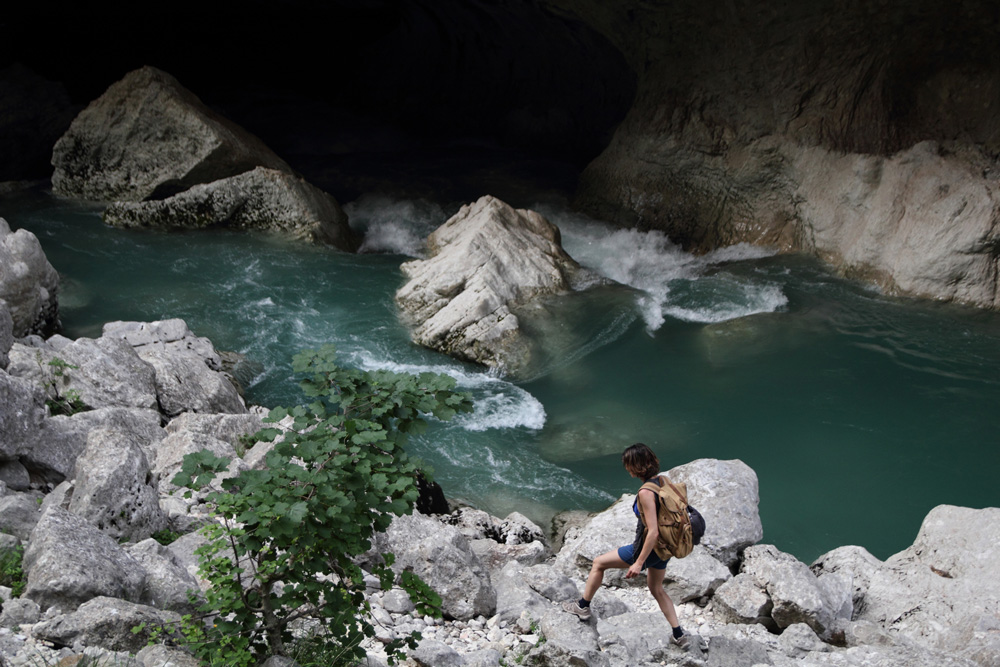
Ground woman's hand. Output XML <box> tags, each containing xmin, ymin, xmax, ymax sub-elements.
<box><xmin>626</xmin><ymin>561</ymin><xmax>643</xmax><ymax>579</ymax></box>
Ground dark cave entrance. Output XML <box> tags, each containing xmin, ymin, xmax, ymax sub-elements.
<box><xmin>3</xmin><ymin>0</ymin><xmax>637</xmax><ymax>205</ymax></box>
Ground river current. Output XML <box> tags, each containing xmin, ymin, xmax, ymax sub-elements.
<box><xmin>4</xmin><ymin>187</ymin><xmax>999</xmax><ymax>563</ymax></box>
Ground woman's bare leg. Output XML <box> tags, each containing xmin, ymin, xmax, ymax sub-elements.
<box><xmin>646</xmin><ymin>566</ymin><xmax>680</xmax><ymax>627</ymax></box>
<box><xmin>582</xmin><ymin>549</ymin><xmax>630</xmax><ymax>601</ymax></box>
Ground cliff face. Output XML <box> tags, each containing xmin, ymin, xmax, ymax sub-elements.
<box><xmin>558</xmin><ymin>0</ymin><xmax>1000</xmax><ymax>307</ymax></box>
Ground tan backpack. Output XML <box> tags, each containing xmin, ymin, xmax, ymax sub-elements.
<box><xmin>639</xmin><ymin>477</ymin><xmax>694</xmax><ymax>560</ymax></box>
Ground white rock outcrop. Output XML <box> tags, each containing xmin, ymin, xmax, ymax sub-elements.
<box><xmin>0</xmin><ymin>218</ymin><xmax>58</xmax><ymax>337</ymax></box>
<box><xmin>395</xmin><ymin>195</ymin><xmax>581</xmax><ymax>375</ymax></box>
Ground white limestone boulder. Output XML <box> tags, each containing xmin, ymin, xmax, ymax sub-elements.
<box><xmin>7</xmin><ymin>336</ymin><xmax>158</xmax><ymax>410</ymax></box>
<box><xmin>126</xmin><ymin>538</ymin><xmax>203</xmax><ymax>613</ymax></box>
<box><xmin>0</xmin><ymin>218</ymin><xmax>59</xmax><ymax>337</ymax></box>
<box><xmin>68</xmin><ymin>427</ymin><xmax>167</xmax><ymax>543</ymax></box>
<box><xmin>102</xmin><ymin>319</ymin><xmax>246</xmax><ymax>417</ymax></box>
<box><xmin>395</xmin><ymin>195</ymin><xmax>582</xmax><ymax>375</ymax></box>
<box><xmin>31</xmin><ymin>596</ymin><xmax>181</xmax><ymax>653</ymax></box>
<box><xmin>104</xmin><ymin>167</ymin><xmax>358</xmax><ymax>250</ymax></box>
<box><xmin>383</xmin><ymin>512</ymin><xmax>496</xmax><ymax>621</ymax></box>
<box><xmin>51</xmin><ymin>66</ymin><xmax>291</xmax><ymax>202</ymax></box>
<box><xmin>852</xmin><ymin>505</ymin><xmax>1000</xmax><ymax>666</ymax></box>
<box><xmin>665</xmin><ymin>458</ymin><xmax>764</xmax><ymax>567</ymax></box>
<box><xmin>23</xmin><ymin>506</ymin><xmax>147</xmax><ymax>612</ymax></box>
<box><xmin>740</xmin><ymin>543</ymin><xmax>853</xmax><ymax>639</ymax></box>
<box><xmin>0</xmin><ymin>369</ymin><xmax>47</xmax><ymax>462</ymax></box>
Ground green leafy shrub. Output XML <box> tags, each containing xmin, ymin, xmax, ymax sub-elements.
<box><xmin>0</xmin><ymin>544</ymin><xmax>26</xmax><ymax>598</ymax></box>
<box><xmin>167</xmin><ymin>344</ymin><xmax>474</xmax><ymax>666</ymax></box>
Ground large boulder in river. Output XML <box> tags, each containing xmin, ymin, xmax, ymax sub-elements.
<box><xmin>51</xmin><ymin>66</ymin><xmax>291</xmax><ymax>202</ymax></box>
<box><xmin>103</xmin><ymin>166</ymin><xmax>358</xmax><ymax>250</ymax></box>
<box><xmin>0</xmin><ymin>218</ymin><xmax>59</xmax><ymax>337</ymax></box>
<box><xmin>395</xmin><ymin>195</ymin><xmax>581</xmax><ymax>375</ymax></box>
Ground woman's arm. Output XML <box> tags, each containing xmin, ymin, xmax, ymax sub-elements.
<box><xmin>627</xmin><ymin>488</ymin><xmax>660</xmax><ymax>578</ymax></box>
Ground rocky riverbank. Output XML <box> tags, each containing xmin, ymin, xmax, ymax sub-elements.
<box><xmin>3</xmin><ymin>210</ymin><xmax>999</xmax><ymax>667</ymax></box>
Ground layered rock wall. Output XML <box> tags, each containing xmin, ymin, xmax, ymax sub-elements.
<box><xmin>559</xmin><ymin>0</ymin><xmax>1000</xmax><ymax>308</ymax></box>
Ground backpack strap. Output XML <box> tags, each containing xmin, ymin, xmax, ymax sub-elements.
<box><xmin>639</xmin><ymin>479</ymin><xmax>692</xmax><ymax>528</ymax></box>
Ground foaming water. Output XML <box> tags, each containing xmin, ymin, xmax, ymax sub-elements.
<box><xmin>344</xmin><ymin>194</ymin><xmax>449</xmax><ymax>256</ymax></box>
<box><xmin>5</xmin><ymin>189</ymin><xmax>1000</xmax><ymax>562</ymax></box>
<box><xmin>349</xmin><ymin>349</ymin><xmax>547</xmax><ymax>431</ymax></box>
<box><xmin>538</xmin><ymin>206</ymin><xmax>788</xmax><ymax>331</ymax></box>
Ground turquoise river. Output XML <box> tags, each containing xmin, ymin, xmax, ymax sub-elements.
<box><xmin>3</xmin><ymin>187</ymin><xmax>999</xmax><ymax>564</ymax></box>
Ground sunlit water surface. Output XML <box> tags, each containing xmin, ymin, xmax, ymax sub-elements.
<box><xmin>4</xmin><ymin>188</ymin><xmax>1000</xmax><ymax>563</ymax></box>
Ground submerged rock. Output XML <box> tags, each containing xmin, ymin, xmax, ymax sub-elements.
<box><xmin>0</xmin><ymin>218</ymin><xmax>59</xmax><ymax>337</ymax></box>
<box><xmin>395</xmin><ymin>195</ymin><xmax>581</xmax><ymax>375</ymax></box>
<box><xmin>51</xmin><ymin>66</ymin><xmax>291</xmax><ymax>202</ymax></box>
<box><xmin>103</xmin><ymin>166</ymin><xmax>358</xmax><ymax>250</ymax></box>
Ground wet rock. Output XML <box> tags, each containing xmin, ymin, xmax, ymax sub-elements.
<box><xmin>68</xmin><ymin>427</ymin><xmax>167</xmax><ymax>543</ymax></box>
<box><xmin>51</xmin><ymin>66</ymin><xmax>290</xmax><ymax>202</ymax></box>
<box><xmin>0</xmin><ymin>218</ymin><xmax>59</xmax><ymax>337</ymax></box>
<box><xmin>104</xmin><ymin>167</ymin><xmax>358</xmax><ymax>250</ymax></box>
<box><xmin>395</xmin><ymin>195</ymin><xmax>582</xmax><ymax>376</ymax></box>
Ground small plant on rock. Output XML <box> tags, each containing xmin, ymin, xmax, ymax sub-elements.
<box><xmin>36</xmin><ymin>353</ymin><xmax>89</xmax><ymax>416</ymax></box>
<box><xmin>0</xmin><ymin>544</ymin><xmax>26</xmax><ymax>598</ymax></box>
<box><xmin>167</xmin><ymin>344</ymin><xmax>474</xmax><ymax>666</ymax></box>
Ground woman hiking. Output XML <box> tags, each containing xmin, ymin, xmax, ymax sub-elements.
<box><xmin>562</xmin><ymin>442</ymin><xmax>689</xmax><ymax>647</ymax></box>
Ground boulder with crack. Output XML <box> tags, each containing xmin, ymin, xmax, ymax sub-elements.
<box><xmin>395</xmin><ymin>195</ymin><xmax>582</xmax><ymax>376</ymax></box>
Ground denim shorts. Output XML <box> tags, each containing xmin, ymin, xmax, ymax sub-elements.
<box><xmin>617</xmin><ymin>543</ymin><xmax>668</xmax><ymax>570</ymax></box>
